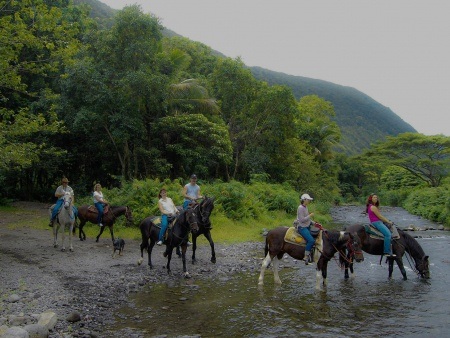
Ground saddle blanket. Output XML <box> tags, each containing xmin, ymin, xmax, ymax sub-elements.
<box><xmin>88</xmin><ymin>205</ymin><xmax>109</xmax><ymax>214</ymax></box>
<box><xmin>365</xmin><ymin>224</ymin><xmax>400</xmax><ymax>240</ymax></box>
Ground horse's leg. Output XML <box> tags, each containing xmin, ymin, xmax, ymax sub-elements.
<box><xmin>109</xmin><ymin>225</ymin><xmax>115</xmax><ymax>242</ymax></box>
<box><xmin>316</xmin><ymin>256</ymin><xmax>328</xmax><ymax>289</ymax></box>
<box><xmin>79</xmin><ymin>220</ymin><xmax>86</xmax><ymax>241</ymax></box>
<box><xmin>204</xmin><ymin>231</ymin><xmax>216</xmax><ymax>264</ymax></box>
<box><xmin>53</xmin><ymin>222</ymin><xmax>58</xmax><ymax>248</ymax></box>
<box><xmin>395</xmin><ymin>257</ymin><xmax>408</xmax><ymax>281</ymax></box>
<box><xmin>96</xmin><ymin>224</ymin><xmax>106</xmax><ymax>242</ymax></box>
<box><xmin>388</xmin><ymin>257</ymin><xmax>395</xmax><ymax>279</ymax></box>
<box><xmin>165</xmin><ymin>246</ymin><xmax>174</xmax><ymax>275</ymax></box>
<box><xmin>148</xmin><ymin>237</ymin><xmax>155</xmax><ymax>269</ymax></box>
<box><xmin>176</xmin><ymin>246</ymin><xmax>182</xmax><ymax>258</ymax></box>
<box><xmin>181</xmin><ymin>245</ymin><xmax>190</xmax><ymax>278</ymax></box>
<box><xmin>258</xmin><ymin>253</ymin><xmax>273</xmax><ymax>285</ymax></box>
<box><xmin>191</xmin><ymin>234</ymin><xmax>198</xmax><ymax>264</ymax></box>
<box><xmin>61</xmin><ymin>223</ymin><xmax>66</xmax><ymax>252</ymax></box>
<box><xmin>272</xmin><ymin>256</ymin><xmax>282</xmax><ymax>285</ymax></box>
<box><xmin>69</xmin><ymin>223</ymin><xmax>74</xmax><ymax>252</ymax></box>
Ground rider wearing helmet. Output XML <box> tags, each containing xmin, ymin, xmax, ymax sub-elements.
<box><xmin>295</xmin><ymin>193</ymin><xmax>315</xmax><ymax>264</ymax></box>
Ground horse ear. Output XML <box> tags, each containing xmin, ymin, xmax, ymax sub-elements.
<box><xmin>424</xmin><ymin>255</ymin><xmax>429</xmax><ymax>261</ymax></box>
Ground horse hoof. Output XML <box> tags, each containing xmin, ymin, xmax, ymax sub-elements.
<box><xmin>61</xmin><ymin>248</ymin><xmax>66</xmax><ymax>252</ymax></box>
<box><xmin>184</xmin><ymin>272</ymin><xmax>191</xmax><ymax>279</ymax></box>
<box><xmin>53</xmin><ymin>245</ymin><xmax>58</xmax><ymax>248</ymax></box>
<box><xmin>163</xmin><ymin>252</ymin><xmax>168</xmax><ymax>257</ymax></box>
<box><xmin>69</xmin><ymin>248</ymin><xmax>74</xmax><ymax>252</ymax></box>
<box><xmin>137</xmin><ymin>258</ymin><xmax>143</xmax><ymax>265</ymax></box>
<box><xmin>211</xmin><ymin>257</ymin><xmax>216</xmax><ymax>264</ymax></box>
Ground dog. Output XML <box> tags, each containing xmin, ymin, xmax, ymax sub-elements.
<box><xmin>112</xmin><ymin>238</ymin><xmax>125</xmax><ymax>258</ymax></box>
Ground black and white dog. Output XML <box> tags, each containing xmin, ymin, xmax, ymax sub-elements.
<box><xmin>112</xmin><ymin>238</ymin><xmax>125</xmax><ymax>258</ymax></box>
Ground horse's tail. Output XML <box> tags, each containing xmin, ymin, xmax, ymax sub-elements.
<box><xmin>264</xmin><ymin>235</ymin><xmax>269</xmax><ymax>257</ymax></box>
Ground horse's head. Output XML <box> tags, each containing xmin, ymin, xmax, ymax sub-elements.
<box><xmin>347</xmin><ymin>232</ymin><xmax>364</xmax><ymax>262</ymax></box>
<box><xmin>125</xmin><ymin>206</ymin><xmax>133</xmax><ymax>226</ymax></box>
<box><xmin>186</xmin><ymin>206</ymin><xmax>199</xmax><ymax>234</ymax></box>
<box><xmin>199</xmin><ymin>196</ymin><xmax>214</xmax><ymax>224</ymax></box>
<box><xmin>417</xmin><ymin>255</ymin><xmax>430</xmax><ymax>279</ymax></box>
<box><xmin>63</xmin><ymin>193</ymin><xmax>72</xmax><ymax>209</ymax></box>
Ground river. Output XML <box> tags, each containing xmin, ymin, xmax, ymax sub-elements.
<box><xmin>113</xmin><ymin>207</ymin><xmax>450</xmax><ymax>337</ymax></box>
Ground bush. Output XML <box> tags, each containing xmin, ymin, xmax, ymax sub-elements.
<box><xmin>404</xmin><ymin>186</ymin><xmax>450</xmax><ymax>226</ymax></box>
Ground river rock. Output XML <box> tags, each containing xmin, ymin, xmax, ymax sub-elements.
<box><xmin>37</xmin><ymin>311</ymin><xmax>57</xmax><ymax>331</ymax></box>
<box><xmin>23</xmin><ymin>323</ymin><xmax>48</xmax><ymax>338</ymax></box>
<box><xmin>2</xmin><ymin>326</ymin><xmax>29</xmax><ymax>338</ymax></box>
<box><xmin>6</xmin><ymin>294</ymin><xmax>21</xmax><ymax>303</ymax></box>
<box><xmin>66</xmin><ymin>311</ymin><xmax>81</xmax><ymax>323</ymax></box>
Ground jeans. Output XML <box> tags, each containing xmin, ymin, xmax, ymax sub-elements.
<box><xmin>159</xmin><ymin>214</ymin><xmax>169</xmax><ymax>242</ymax></box>
<box><xmin>372</xmin><ymin>221</ymin><xmax>392</xmax><ymax>254</ymax></box>
<box><xmin>298</xmin><ymin>227</ymin><xmax>315</xmax><ymax>252</ymax></box>
<box><xmin>95</xmin><ymin>202</ymin><xmax>104</xmax><ymax>224</ymax></box>
<box><xmin>51</xmin><ymin>199</ymin><xmax>64</xmax><ymax>220</ymax></box>
<box><xmin>183</xmin><ymin>200</ymin><xmax>190</xmax><ymax>210</ymax></box>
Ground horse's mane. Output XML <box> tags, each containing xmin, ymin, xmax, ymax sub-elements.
<box><xmin>324</xmin><ymin>230</ymin><xmax>343</xmax><ymax>244</ymax></box>
<box><xmin>400</xmin><ymin>229</ymin><xmax>426</xmax><ymax>258</ymax></box>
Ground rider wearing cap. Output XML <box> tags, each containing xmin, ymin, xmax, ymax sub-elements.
<box><xmin>49</xmin><ymin>177</ymin><xmax>75</xmax><ymax>227</ymax></box>
<box><xmin>295</xmin><ymin>193</ymin><xmax>315</xmax><ymax>264</ymax></box>
<box><xmin>182</xmin><ymin>174</ymin><xmax>202</xmax><ymax>210</ymax></box>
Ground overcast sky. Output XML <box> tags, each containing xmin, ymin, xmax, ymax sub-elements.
<box><xmin>100</xmin><ymin>0</ymin><xmax>450</xmax><ymax>136</ymax></box>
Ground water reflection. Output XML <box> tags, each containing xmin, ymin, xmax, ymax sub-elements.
<box><xmin>114</xmin><ymin>232</ymin><xmax>450</xmax><ymax>337</ymax></box>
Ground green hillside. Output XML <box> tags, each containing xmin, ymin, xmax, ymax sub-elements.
<box><xmin>250</xmin><ymin>67</ymin><xmax>417</xmax><ymax>154</ymax></box>
<box><xmin>79</xmin><ymin>0</ymin><xmax>416</xmax><ymax>155</ymax></box>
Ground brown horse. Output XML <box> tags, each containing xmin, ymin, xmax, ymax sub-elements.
<box><xmin>138</xmin><ymin>207</ymin><xmax>199</xmax><ymax>277</ymax></box>
<box><xmin>76</xmin><ymin>205</ymin><xmax>133</xmax><ymax>242</ymax></box>
<box><xmin>341</xmin><ymin>224</ymin><xmax>430</xmax><ymax>280</ymax></box>
<box><xmin>258</xmin><ymin>226</ymin><xmax>364</xmax><ymax>289</ymax></box>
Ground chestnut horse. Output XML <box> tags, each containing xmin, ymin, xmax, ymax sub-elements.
<box><xmin>258</xmin><ymin>226</ymin><xmax>364</xmax><ymax>289</ymax></box>
<box><xmin>138</xmin><ymin>207</ymin><xmax>199</xmax><ymax>277</ymax></box>
<box><xmin>340</xmin><ymin>224</ymin><xmax>430</xmax><ymax>280</ymax></box>
<box><xmin>76</xmin><ymin>205</ymin><xmax>133</xmax><ymax>242</ymax></box>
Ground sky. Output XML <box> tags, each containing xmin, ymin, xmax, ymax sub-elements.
<box><xmin>100</xmin><ymin>0</ymin><xmax>450</xmax><ymax>136</ymax></box>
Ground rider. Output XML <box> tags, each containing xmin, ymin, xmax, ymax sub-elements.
<box><xmin>49</xmin><ymin>177</ymin><xmax>75</xmax><ymax>227</ymax></box>
<box><xmin>366</xmin><ymin>193</ymin><xmax>396</xmax><ymax>257</ymax></box>
<box><xmin>157</xmin><ymin>188</ymin><xmax>179</xmax><ymax>246</ymax></box>
<box><xmin>295</xmin><ymin>193</ymin><xmax>315</xmax><ymax>264</ymax></box>
<box><xmin>93</xmin><ymin>183</ymin><xmax>109</xmax><ymax>227</ymax></box>
<box><xmin>183</xmin><ymin>174</ymin><xmax>202</xmax><ymax>210</ymax></box>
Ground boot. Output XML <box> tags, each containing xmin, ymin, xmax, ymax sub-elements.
<box><xmin>303</xmin><ymin>251</ymin><xmax>311</xmax><ymax>265</ymax></box>
<box><xmin>48</xmin><ymin>219</ymin><xmax>54</xmax><ymax>227</ymax></box>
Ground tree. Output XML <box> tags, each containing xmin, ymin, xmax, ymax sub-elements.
<box><xmin>369</xmin><ymin>133</ymin><xmax>450</xmax><ymax>187</ymax></box>
<box><xmin>0</xmin><ymin>0</ymin><xmax>88</xmax><ymax>198</ymax></box>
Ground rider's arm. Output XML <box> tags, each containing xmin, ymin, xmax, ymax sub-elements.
<box><xmin>183</xmin><ymin>185</ymin><xmax>191</xmax><ymax>200</ymax></box>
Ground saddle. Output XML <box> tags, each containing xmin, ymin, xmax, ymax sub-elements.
<box><xmin>365</xmin><ymin>223</ymin><xmax>400</xmax><ymax>240</ymax></box>
<box><xmin>284</xmin><ymin>227</ymin><xmax>323</xmax><ymax>263</ymax></box>
<box><xmin>88</xmin><ymin>204</ymin><xmax>110</xmax><ymax>214</ymax></box>
<box><xmin>152</xmin><ymin>216</ymin><xmax>178</xmax><ymax>242</ymax></box>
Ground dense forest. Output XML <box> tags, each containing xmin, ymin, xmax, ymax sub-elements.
<box><xmin>1</xmin><ymin>1</ymin><xmax>449</xmax><ymax>227</ymax></box>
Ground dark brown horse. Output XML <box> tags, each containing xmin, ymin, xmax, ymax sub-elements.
<box><xmin>76</xmin><ymin>205</ymin><xmax>133</xmax><ymax>242</ymax></box>
<box><xmin>138</xmin><ymin>207</ymin><xmax>199</xmax><ymax>277</ymax></box>
<box><xmin>191</xmin><ymin>196</ymin><xmax>216</xmax><ymax>264</ymax></box>
<box><xmin>258</xmin><ymin>226</ymin><xmax>364</xmax><ymax>289</ymax></box>
<box><xmin>341</xmin><ymin>224</ymin><xmax>430</xmax><ymax>280</ymax></box>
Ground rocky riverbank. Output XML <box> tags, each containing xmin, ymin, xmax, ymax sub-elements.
<box><xmin>0</xmin><ymin>202</ymin><xmax>443</xmax><ymax>337</ymax></box>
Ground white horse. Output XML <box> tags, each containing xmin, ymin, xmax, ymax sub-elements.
<box><xmin>51</xmin><ymin>192</ymin><xmax>75</xmax><ymax>252</ymax></box>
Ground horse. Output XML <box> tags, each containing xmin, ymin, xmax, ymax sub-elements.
<box><xmin>76</xmin><ymin>205</ymin><xmax>133</xmax><ymax>242</ymax></box>
<box><xmin>191</xmin><ymin>196</ymin><xmax>216</xmax><ymax>264</ymax></box>
<box><xmin>258</xmin><ymin>225</ymin><xmax>364</xmax><ymax>289</ymax></box>
<box><xmin>340</xmin><ymin>224</ymin><xmax>430</xmax><ymax>280</ymax></box>
<box><xmin>51</xmin><ymin>193</ymin><xmax>76</xmax><ymax>252</ymax></box>
<box><xmin>138</xmin><ymin>207</ymin><xmax>199</xmax><ymax>277</ymax></box>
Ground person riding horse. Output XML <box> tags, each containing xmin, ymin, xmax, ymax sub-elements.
<box><xmin>49</xmin><ymin>177</ymin><xmax>75</xmax><ymax>227</ymax></box>
<box><xmin>157</xmin><ymin>188</ymin><xmax>179</xmax><ymax>246</ymax></box>
<box><xmin>93</xmin><ymin>183</ymin><xmax>109</xmax><ymax>227</ymax></box>
<box><xmin>183</xmin><ymin>174</ymin><xmax>202</xmax><ymax>210</ymax></box>
<box><xmin>294</xmin><ymin>193</ymin><xmax>315</xmax><ymax>264</ymax></box>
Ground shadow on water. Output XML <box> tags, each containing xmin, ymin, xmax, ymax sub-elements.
<box><xmin>114</xmin><ymin>232</ymin><xmax>450</xmax><ymax>337</ymax></box>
